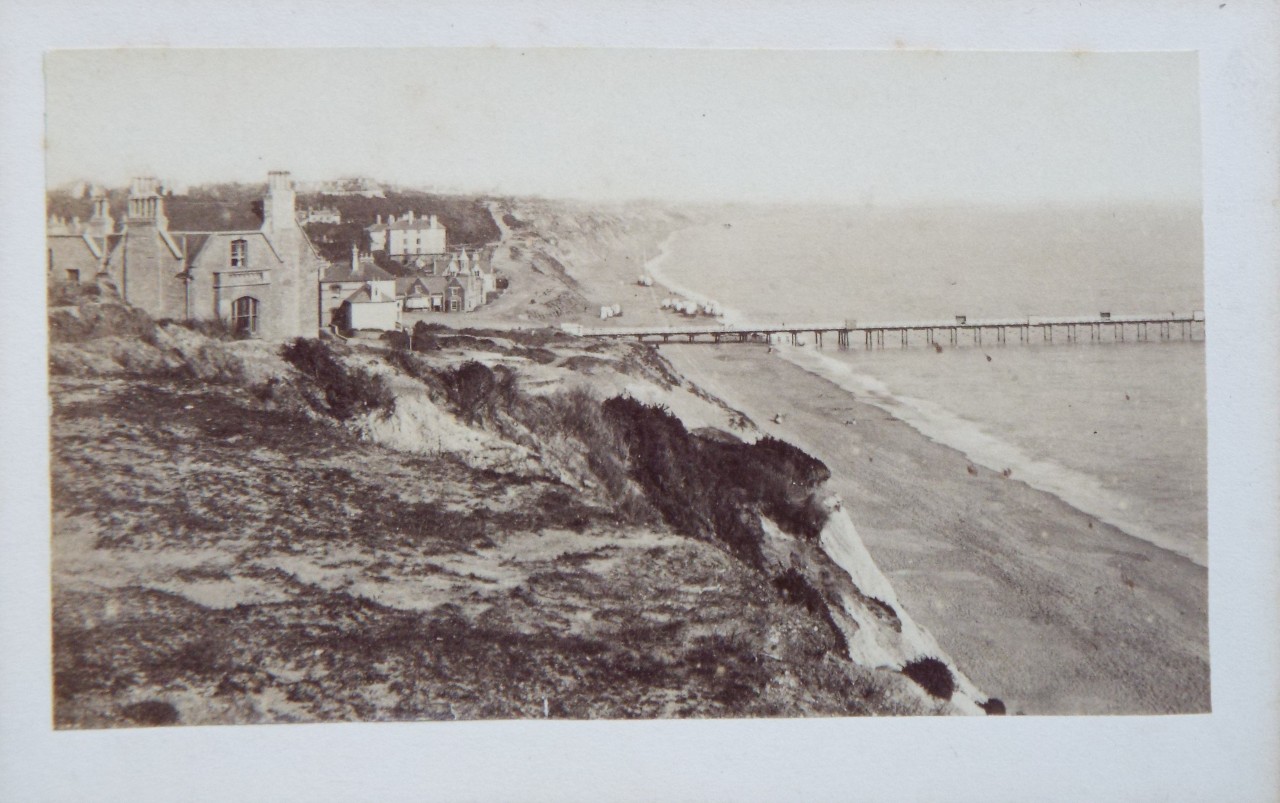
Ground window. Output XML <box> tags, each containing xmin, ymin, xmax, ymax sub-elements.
<box><xmin>66</xmin><ymin>269</ymin><xmax>80</xmax><ymax>283</ymax></box>
<box><xmin>230</xmin><ymin>239</ymin><xmax>248</xmax><ymax>268</ymax></box>
<box><xmin>231</xmin><ymin>296</ymin><xmax>259</xmax><ymax>335</ymax></box>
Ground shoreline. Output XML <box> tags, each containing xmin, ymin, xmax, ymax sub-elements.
<box><xmin>660</xmin><ymin>343</ymin><xmax>1208</xmax><ymax>714</ymax></box>
<box><xmin>489</xmin><ymin>207</ymin><xmax>1209</xmax><ymax>713</ymax></box>
<box><xmin>773</xmin><ymin>343</ymin><xmax>1207</xmax><ymax>567</ymax></box>
<box><xmin>643</xmin><ymin>227</ymin><xmax>749</xmax><ymax>326</ymax></box>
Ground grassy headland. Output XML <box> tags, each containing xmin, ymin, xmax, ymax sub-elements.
<box><xmin>49</xmin><ymin>285</ymin><xmax>981</xmax><ymax>726</ymax></box>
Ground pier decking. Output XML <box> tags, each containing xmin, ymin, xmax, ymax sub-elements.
<box><xmin>568</xmin><ymin>311</ymin><xmax>1205</xmax><ymax>348</ymax></box>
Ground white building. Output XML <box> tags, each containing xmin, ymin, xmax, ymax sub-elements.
<box><xmin>366</xmin><ymin>211</ymin><xmax>447</xmax><ymax>259</ymax></box>
<box><xmin>296</xmin><ymin>207</ymin><xmax>342</xmax><ymax>225</ymax></box>
<box><xmin>321</xmin><ymin>244</ymin><xmax>399</xmax><ymax>331</ymax></box>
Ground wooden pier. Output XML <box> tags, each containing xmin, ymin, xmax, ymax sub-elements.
<box><xmin>566</xmin><ymin>311</ymin><xmax>1205</xmax><ymax>348</ymax></box>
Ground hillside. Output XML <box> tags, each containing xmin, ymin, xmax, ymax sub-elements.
<box><xmin>48</xmin><ymin>288</ymin><xmax>995</xmax><ymax>726</ymax></box>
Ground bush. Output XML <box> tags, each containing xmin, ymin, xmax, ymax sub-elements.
<box><xmin>281</xmin><ymin>338</ymin><xmax>395</xmax><ymax>420</ymax></box>
<box><xmin>410</xmin><ymin>321</ymin><xmax>442</xmax><ymax>351</ymax></box>
<box><xmin>979</xmin><ymin>697</ymin><xmax>1006</xmax><ymax>715</ymax></box>
<box><xmin>437</xmin><ymin>360</ymin><xmax>517</xmax><ymax>424</ymax></box>
<box><xmin>597</xmin><ymin>397</ymin><xmax>831</xmax><ymax>568</ymax></box>
<box><xmin>772</xmin><ymin>568</ymin><xmax>849</xmax><ymax>655</ymax></box>
<box><xmin>901</xmin><ymin>657</ymin><xmax>955</xmax><ymax>701</ymax></box>
<box><xmin>503</xmin><ymin>386</ymin><xmax>641</xmax><ymax>513</ymax></box>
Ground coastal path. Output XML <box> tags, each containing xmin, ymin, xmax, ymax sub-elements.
<box><xmin>566</xmin><ymin>311</ymin><xmax>1205</xmax><ymax>348</ymax></box>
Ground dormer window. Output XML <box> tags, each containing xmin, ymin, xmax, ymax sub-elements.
<box><xmin>230</xmin><ymin>239</ymin><xmax>247</xmax><ymax>268</ymax></box>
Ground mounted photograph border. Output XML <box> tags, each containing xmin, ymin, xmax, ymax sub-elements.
<box><xmin>2</xmin><ymin>1</ymin><xmax>1277</xmax><ymax>801</ymax></box>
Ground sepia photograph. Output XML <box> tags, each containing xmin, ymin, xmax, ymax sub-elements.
<box><xmin>45</xmin><ymin>47</ymin><xmax>1207</xmax><ymax>726</ymax></box>
<box><xmin>3</xmin><ymin>2</ymin><xmax>1279</xmax><ymax>800</ymax></box>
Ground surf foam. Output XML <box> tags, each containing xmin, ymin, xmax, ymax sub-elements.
<box><xmin>777</xmin><ymin>344</ymin><xmax>1207</xmax><ymax>567</ymax></box>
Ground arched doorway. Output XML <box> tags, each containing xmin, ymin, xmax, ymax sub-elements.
<box><xmin>231</xmin><ymin>296</ymin><xmax>259</xmax><ymax>335</ymax></box>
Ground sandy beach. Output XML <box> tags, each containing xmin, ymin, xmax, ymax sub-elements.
<box><xmin>662</xmin><ymin>344</ymin><xmax>1209</xmax><ymax>714</ymax></box>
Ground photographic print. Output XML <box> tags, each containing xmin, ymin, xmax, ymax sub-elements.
<box><xmin>45</xmin><ymin>47</ymin><xmax>1207</xmax><ymax>728</ymax></box>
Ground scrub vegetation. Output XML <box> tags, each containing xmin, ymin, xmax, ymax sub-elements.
<box><xmin>49</xmin><ymin>292</ymin><xmax>948</xmax><ymax>727</ymax></box>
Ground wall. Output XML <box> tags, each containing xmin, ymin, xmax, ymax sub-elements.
<box><xmin>347</xmin><ymin>300</ymin><xmax>400</xmax><ymax>331</ymax></box>
<box><xmin>47</xmin><ymin>236</ymin><xmax>102</xmax><ymax>285</ymax></box>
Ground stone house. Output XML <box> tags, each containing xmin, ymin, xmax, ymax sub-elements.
<box><xmin>93</xmin><ymin>172</ymin><xmax>324</xmax><ymax>339</ymax></box>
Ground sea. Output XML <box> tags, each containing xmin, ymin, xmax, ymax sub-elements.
<box><xmin>645</xmin><ymin>204</ymin><xmax>1207</xmax><ymax>566</ymax></box>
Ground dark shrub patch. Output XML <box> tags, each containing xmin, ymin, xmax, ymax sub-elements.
<box><xmin>382</xmin><ymin>330</ymin><xmax>410</xmax><ymax>350</ymax></box>
<box><xmin>120</xmin><ymin>699</ymin><xmax>179</xmax><ymax>726</ymax></box>
<box><xmin>866</xmin><ymin>596</ymin><xmax>897</xmax><ymax>620</ymax></box>
<box><xmin>979</xmin><ymin>697</ymin><xmax>1007</xmax><ymax>715</ymax></box>
<box><xmin>772</xmin><ymin>568</ymin><xmax>849</xmax><ymax>656</ymax></box>
<box><xmin>902</xmin><ymin>657</ymin><xmax>955</xmax><ymax>701</ymax></box>
<box><xmin>281</xmin><ymin>338</ymin><xmax>394</xmax><ymax>420</ymax></box>
<box><xmin>773</xmin><ymin>567</ymin><xmax>826</xmax><ymax>614</ymax></box>
<box><xmin>596</xmin><ymin>397</ymin><xmax>832</xmax><ymax>568</ymax></box>
<box><xmin>437</xmin><ymin>360</ymin><xmax>517</xmax><ymax>424</ymax></box>
<box><xmin>410</xmin><ymin>321</ymin><xmax>443</xmax><ymax>351</ymax></box>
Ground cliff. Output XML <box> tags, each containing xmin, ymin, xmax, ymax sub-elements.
<box><xmin>49</xmin><ymin>283</ymin><xmax>992</xmax><ymax>727</ymax></box>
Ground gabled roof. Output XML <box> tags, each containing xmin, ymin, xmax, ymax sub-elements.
<box><xmin>164</xmin><ymin>198</ymin><xmax>263</xmax><ymax>232</ymax></box>
<box><xmin>342</xmin><ymin>286</ymin><xmax>399</xmax><ymax>305</ymax></box>
<box><xmin>177</xmin><ymin>230</ymin><xmax>283</xmax><ymax>265</ymax></box>
<box><xmin>422</xmin><ymin>276</ymin><xmax>449</xmax><ymax>295</ymax></box>
<box><xmin>395</xmin><ymin>276</ymin><xmax>428</xmax><ymax>296</ymax></box>
<box><xmin>48</xmin><ymin>232</ymin><xmax>107</xmax><ymax>259</ymax></box>
<box><xmin>324</xmin><ymin>257</ymin><xmax>396</xmax><ymax>283</ymax></box>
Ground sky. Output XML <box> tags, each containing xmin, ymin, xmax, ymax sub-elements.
<box><xmin>44</xmin><ymin>48</ymin><xmax>1201</xmax><ymax>205</ymax></box>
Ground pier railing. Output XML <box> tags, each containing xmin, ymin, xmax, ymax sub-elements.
<box><xmin>565</xmin><ymin>311</ymin><xmax>1205</xmax><ymax>347</ymax></box>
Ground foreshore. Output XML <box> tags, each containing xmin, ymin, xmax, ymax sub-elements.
<box><xmin>661</xmin><ymin>344</ymin><xmax>1209</xmax><ymax>714</ymax></box>
<box><xmin>488</xmin><ymin>204</ymin><xmax>1210</xmax><ymax>713</ymax></box>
